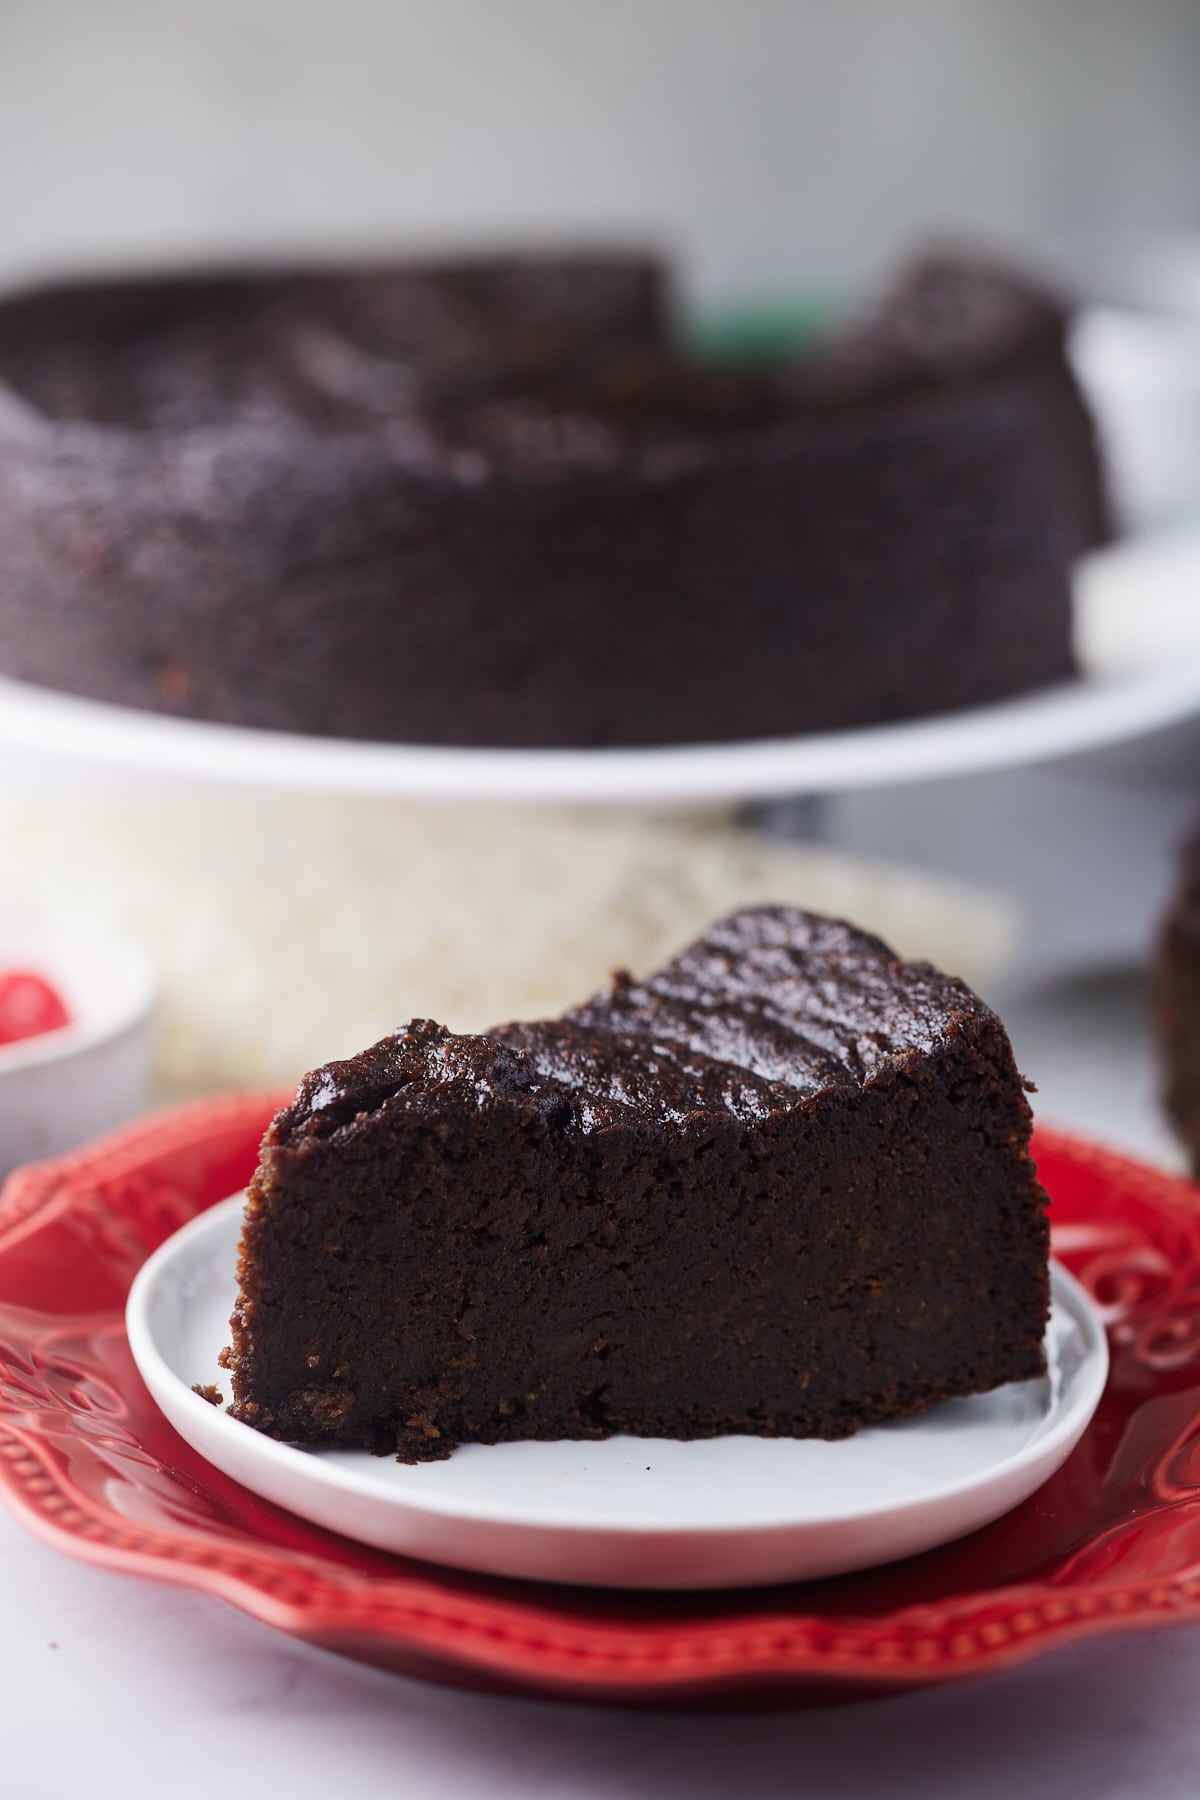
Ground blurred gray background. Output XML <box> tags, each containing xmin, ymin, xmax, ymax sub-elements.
<box><xmin>0</xmin><ymin>0</ymin><xmax>1197</xmax><ymax>301</ymax></box>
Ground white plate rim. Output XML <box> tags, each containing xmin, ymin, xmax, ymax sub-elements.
<box><xmin>126</xmin><ymin>1193</ymin><xmax>1109</xmax><ymax>1541</ymax></box>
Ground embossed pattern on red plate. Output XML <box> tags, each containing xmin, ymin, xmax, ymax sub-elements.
<box><xmin>2</xmin><ymin>1095</ymin><xmax>1200</xmax><ymax>1708</ymax></box>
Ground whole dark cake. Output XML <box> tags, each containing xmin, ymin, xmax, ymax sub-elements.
<box><xmin>0</xmin><ymin>248</ymin><xmax>1104</xmax><ymax>749</ymax></box>
<box><xmin>1156</xmin><ymin>828</ymin><xmax>1200</xmax><ymax>1172</ymax></box>
<box><xmin>222</xmin><ymin>907</ymin><xmax>1051</xmax><ymax>1460</ymax></box>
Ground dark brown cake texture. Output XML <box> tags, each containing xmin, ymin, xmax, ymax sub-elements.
<box><xmin>222</xmin><ymin>907</ymin><xmax>1051</xmax><ymax>1462</ymax></box>
<box><xmin>0</xmin><ymin>247</ymin><xmax>1105</xmax><ymax>749</ymax></box>
<box><xmin>1156</xmin><ymin>828</ymin><xmax>1200</xmax><ymax>1172</ymax></box>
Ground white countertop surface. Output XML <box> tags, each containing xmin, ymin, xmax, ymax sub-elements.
<box><xmin>3</xmin><ymin>967</ymin><xmax>1197</xmax><ymax>1800</ymax></box>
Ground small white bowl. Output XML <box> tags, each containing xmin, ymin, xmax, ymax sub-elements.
<box><xmin>0</xmin><ymin>912</ymin><xmax>158</xmax><ymax>1178</ymax></box>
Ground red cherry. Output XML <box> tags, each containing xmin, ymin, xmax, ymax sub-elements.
<box><xmin>0</xmin><ymin>970</ymin><xmax>72</xmax><ymax>1047</ymax></box>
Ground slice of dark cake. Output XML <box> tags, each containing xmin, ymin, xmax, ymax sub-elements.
<box><xmin>1156</xmin><ymin>826</ymin><xmax>1200</xmax><ymax>1173</ymax></box>
<box><xmin>222</xmin><ymin>908</ymin><xmax>1051</xmax><ymax>1460</ymax></box>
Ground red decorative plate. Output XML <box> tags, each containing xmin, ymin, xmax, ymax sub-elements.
<box><xmin>2</xmin><ymin>1095</ymin><xmax>1200</xmax><ymax>1709</ymax></box>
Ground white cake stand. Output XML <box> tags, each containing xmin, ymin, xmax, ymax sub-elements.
<box><xmin>2</xmin><ymin>526</ymin><xmax>1199</xmax><ymax>806</ymax></box>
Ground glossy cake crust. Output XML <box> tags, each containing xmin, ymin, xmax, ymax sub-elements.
<box><xmin>0</xmin><ymin>251</ymin><xmax>1104</xmax><ymax>748</ymax></box>
<box><xmin>223</xmin><ymin>908</ymin><xmax>1051</xmax><ymax>1460</ymax></box>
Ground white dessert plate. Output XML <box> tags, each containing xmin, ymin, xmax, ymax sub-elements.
<box><xmin>126</xmin><ymin>1194</ymin><xmax>1108</xmax><ymax>1591</ymax></box>
<box><xmin>4</xmin><ymin>527</ymin><xmax>1200</xmax><ymax>804</ymax></box>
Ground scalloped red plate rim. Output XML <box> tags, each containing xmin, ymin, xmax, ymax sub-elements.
<box><xmin>2</xmin><ymin>1092</ymin><xmax>1200</xmax><ymax>1703</ymax></box>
